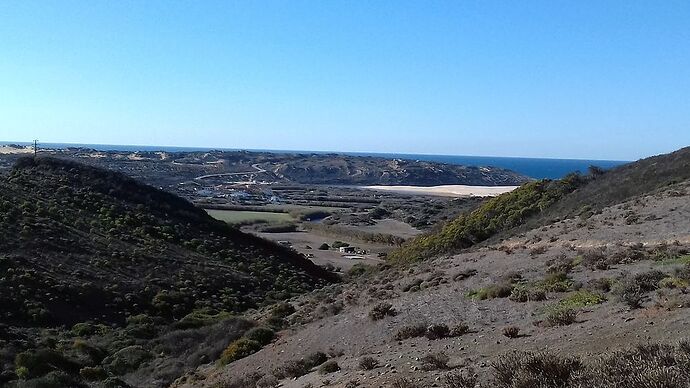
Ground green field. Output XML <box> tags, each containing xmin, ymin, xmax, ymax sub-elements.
<box><xmin>205</xmin><ymin>209</ymin><xmax>295</xmax><ymax>224</ymax></box>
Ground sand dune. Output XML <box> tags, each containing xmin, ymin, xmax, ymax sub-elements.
<box><xmin>0</xmin><ymin>146</ymin><xmax>32</xmax><ymax>154</ymax></box>
<box><xmin>364</xmin><ymin>184</ymin><xmax>519</xmax><ymax>197</ymax></box>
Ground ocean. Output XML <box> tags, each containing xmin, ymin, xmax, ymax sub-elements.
<box><xmin>1</xmin><ymin>141</ymin><xmax>629</xmax><ymax>180</ymax></box>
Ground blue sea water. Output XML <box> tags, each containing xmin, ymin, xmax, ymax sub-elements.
<box><xmin>1</xmin><ymin>141</ymin><xmax>629</xmax><ymax>180</ymax></box>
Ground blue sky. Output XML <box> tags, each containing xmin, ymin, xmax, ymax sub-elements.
<box><xmin>1</xmin><ymin>1</ymin><xmax>689</xmax><ymax>160</ymax></box>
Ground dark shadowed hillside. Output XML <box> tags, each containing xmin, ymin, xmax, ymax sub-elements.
<box><xmin>0</xmin><ymin>157</ymin><xmax>336</xmax><ymax>386</ymax></box>
<box><xmin>0</xmin><ymin>157</ymin><xmax>334</xmax><ymax>326</ymax></box>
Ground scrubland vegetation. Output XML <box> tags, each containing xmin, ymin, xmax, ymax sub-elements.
<box><xmin>3</xmin><ymin>147</ymin><xmax>690</xmax><ymax>388</ymax></box>
<box><xmin>0</xmin><ymin>157</ymin><xmax>335</xmax><ymax>387</ymax></box>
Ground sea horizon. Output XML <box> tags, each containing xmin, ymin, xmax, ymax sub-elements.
<box><xmin>0</xmin><ymin>140</ymin><xmax>630</xmax><ymax>180</ymax></box>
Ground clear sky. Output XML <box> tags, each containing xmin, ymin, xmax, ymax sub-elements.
<box><xmin>1</xmin><ymin>1</ymin><xmax>689</xmax><ymax>160</ymax></box>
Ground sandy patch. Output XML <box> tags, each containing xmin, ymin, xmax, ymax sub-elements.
<box><xmin>363</xmin><ymin>184</ymin><xmax>519</xmax><ymax>197</ymax></box>
<box><xmin>0</xmin><ymin>146</ymin><xmax>32</xmax><ymax>154</ymax></box>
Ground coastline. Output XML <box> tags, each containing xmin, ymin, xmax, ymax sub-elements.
<box><xmin>363</xmin><ymin>184</ymin><xmax>519</xmax><ymax>197</ymax></box>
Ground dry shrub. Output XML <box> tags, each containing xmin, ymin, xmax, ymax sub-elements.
<box><xmin>369</xmin><ymin>302</ymin><xmax>396</xmax><ymax>321</ymax></box>
<box><xmin>492</xmin><ymin>351</ymin><xmax>581</xmax><ymax>387</ymax></box>
<box><xmin>359</xmin><ymin>356</ymin><xmax>379</xmax><ymax>370</ymax></box>
<box><xmin>421</xmin><ymin>352</ymin><xmax>450</xmax><ymax>371</ymax></box>
<box><xmin>502</xmin><ymin>326</ymin><xmax>520</xmax><ymax>338</ymax></box>
<box><xmin>450</xmin><ymin>322</ymin><xmax>470</xmax><ymax>337</ymax></box>
<box><xmin>490</xmin><ymin>342</ymin><xmax>690</xmax><ymax>388</ymax></box>
<box><xmin>445</xmin><ymin>369</ymin><xmax>478</xmax><ymax>388</ymax></box>
<box><xmin>395</xmin><ymin>324</ymin><xmax>426</xmax><ymax>341</ymax></box>
<box><xmin>425</xmin><ymin>324</ymin><xmax>450</xmax><ymax>340</ymax></box>
<box><xmin>390</xmin><ymin>377</ymin><xmax>419</xmax><ymax>388</ymax></box>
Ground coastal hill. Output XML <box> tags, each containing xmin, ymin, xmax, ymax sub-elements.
<box><xmin>262</xmin><ymin>153</ymin><xmax>530</xmax><ymax>186</ymax></box>
<box><xmin>389</xmin><ymin>146</ymin><xmax>690</xmax><ymax>262</ymax></box>
<box><xmin>0</xmin><ymin>147</ymin><xmax>532</xmax><ymax>188</ymax></box>
<box><xmin>0</xmin><ymin>157</ymin><xmax>336</xmax><ymax>386</ymax></box>
<box><xmin>179</xmin><ymin>146</ymin><xmax>690</xmax><ymax>388</ymax></box>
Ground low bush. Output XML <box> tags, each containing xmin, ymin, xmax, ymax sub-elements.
<box><xmin>369</xmin><ymin>302</ymin><xmax>396</xmax><ymax>321</ymax></box>
<box><xmin>395</xmin><ymin>324</ymin><xmax>427</xmax><ymax>340</ymax></box>
<box><xmin>103</xmin><ymin>345</ymin><xmax>153</xmax><ymax>375</ymax></box>
<box><xmin>272</xmin><ymin>351</ymin><xmax>329</xmax><ymax>379</ymax></box>
<box><xmin>540</xmin><ymin>272</ymin><xmax>573</xmax><ymax>292</ymax></box>
<box><xmin>318</xmin><ymin>360</ymin><xmax>340</xmax><ymax>374</ymax></box>
<box><xmin>450</xmin><ymin>322</ymin><xmax>470</xmax><ymax>337</ymax></box>
<box><xmin>79</xmin><ymin>366</ymin><xmax>108</xmax><ymax>381</ymax></box>
<box><xmin>244</xmin><ymin>327</ymin><xmax>275</xmax><ymax>346</ymax></box>
<box><xmin>489</xmin><ymin>341</ymin><xmax>690</xmax><ymax>387</ymax></box>
<box><xmin>509</xmin><ymin>285</ymin><xmax>547</xmax><ymax>302</ymax></box>
<box><xmin>273</xmin><ymin>359</ymin><xmax>311</xmax><ymax>379</ymax></box>
<box><xmin>445</xmin><ymin>369</ymin><xmax>478</xmax><ymax>388</ymax></box>
<box><xmin>502</xmin><ymin>326</ymin><xmax>520</xmax><ymax>338</ymax></box>
<box><xmin>304</xmin><ymin>351</ymin><xmax>328</xmax><ymax>367</ymax></box>
<box><xmin>359</xmin><ymin>356</ymin><xmax>379</xmax><ymax>370</ymax></box>
<box><xmin>219</xmin><ymin>338</ymin><xmax>262</xmax><ymax>365</ymax></box>
<box><xmin>14</xmin><ymin>348</ymin><xmax>80</xmax><ymax>379</ymax></box>
<box><xmin>391</xmin><ymin>377</ymin><xmax>419</xmax><ymax>388</ymax></box>
<box><xmin>425</xmin><ymin>324</ymin><xmax>450</xmax><ymax>340</ymax></box>
<box><xmin>420</xmin><ymin>352</ymin><xmax>450</xmax><ymax>371</ymax></box>
<box><xmin>468</xmin><ymin>283</ymin><xmax>512</xmax><ymax>300</ymax></box>
<box><xmin>492</xmin><ymin>351</ymin><xmax>582</xmax><ymax>387</ymax></box>
<box><xmin>614</xmin><ymin>270</ymin><xmax>667</xmax><ymax>309</ymax></box>
<box><xmin>544</xmin><ymin>307</ymin><xmax>577</xmax><ymax>327</ymax></box>
<box><xmin>557</xmin><ymin>290</ymin><xmax>606</xmax><ymax>309</ymax></box>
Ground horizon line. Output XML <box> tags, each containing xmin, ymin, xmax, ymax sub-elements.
<box><xmin>0</xmin><ymin>140</ymin><xmax>633</xmax><ymax>163</ymax></box>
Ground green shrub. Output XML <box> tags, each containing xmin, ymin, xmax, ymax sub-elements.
<box><xmin>73</xmin><ymin>339</ymin><xmax>107</xmax><ymax>364</ymax></box>
<box><xmin>244</xmin><ymin>327</ymin><xmax>275</xmax><ymax>346</ymax></box>
<box><xmin>544</xmin><ymin>307</ymin><xmax>577</xmax><ymax>327</ymax></box>
<box><xmin>468</xmin><ymin>283</ymin><xmax>512</xmax><ymax>300</ymax></box>
<box><xmin>318</xmin><ymin>243</ymin><xmax>330</xmax><ymax>250</ymax></box>
<box><xmin>270</xmin><ymin>303</ymin><xmax>295</xmax><ymax>318</ymax></box>
<box><xmin>14</xmin><ymin>348</ymin><xmax>80</xmax><ymax>378</ymax></box>
<box><xmin>614</xmin><ymin>270</ymin><xmax>667</xmax><ymax>309</ymax></box>
<box><xmin>509</xmin><ymin>285</ymin><xmax>547</xmax><ymax>302</ymax></box>
<box><xmin>660</xmin><ymin>277</ymin><xmax>690</xmax><ymax>289</ymax></box>
<box><xmin>103</xmin><ymin>345</ymin><xmax>153</xmax><ymax>375</ymax></box>
<box><xmin>389</xmin><ymin>178</ymin><xmax>586</xmax><ymax>263</ymax></box>
<box><xmin>80</xmin><ymin>366</ymin><xmax>108</xmax><ymax>381</ymax></box>
<box><xmin>540</xmin><ymin>272</ymin><xmax>573</xmax><ymax>292</ymax></box>
<box><xmin>71</xmin><ymin>322</ymin><xmax>97</xmax><ymax>337</ymax></box>
<box><xmin>557</xmin><ymin>291</ymin><xmax>606</xmax><ymax>309</ymax></box>
<box><xmin>15</xmin><ymin>366</ymin><xmax>29</xmax><ymax>380</ymax></box>
<box><xmin>219</xmin><ymin>338</ymin><xmax>262</xmax><ymax>365</ymax></box>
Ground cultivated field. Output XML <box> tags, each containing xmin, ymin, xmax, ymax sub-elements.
<box><xmin>205</xmin><ymin>209</ymin><xmax>295</xmax><ymax>224</ymax></box>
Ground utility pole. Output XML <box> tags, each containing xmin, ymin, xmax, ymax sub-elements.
<box><xmin>33</xmin><ymin>139</ymin><xmax>39</xmax><ymax>158</ymax></box>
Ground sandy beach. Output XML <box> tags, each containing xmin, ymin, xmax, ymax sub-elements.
<box><xmin>363</xmin><ymin>184</ymin><xmax>519</xmax><ymax>197</ymax></box>
<box><xmin>0</xmin><ymin>146</ymin><xmax>32</xmax><ymax>154</ymax></box>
